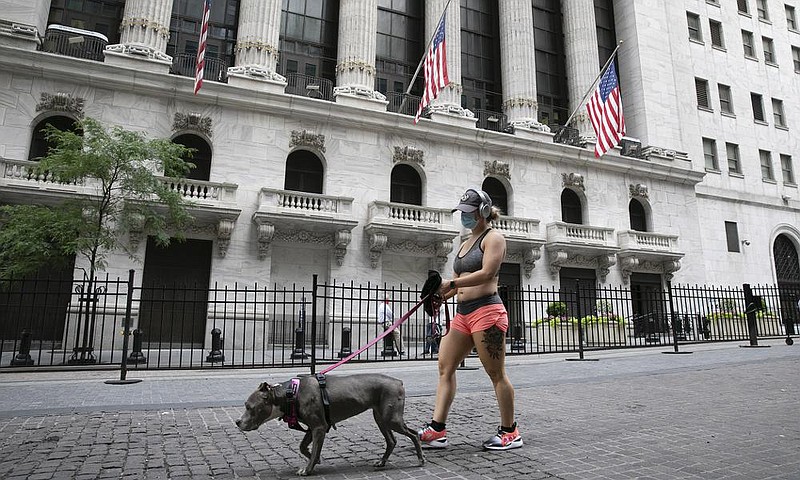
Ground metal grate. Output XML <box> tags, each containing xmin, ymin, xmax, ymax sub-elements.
<box><xmin>774</xmin><ymin>234</ymin><xmax>800</xmax><ymax>282</ymax></box>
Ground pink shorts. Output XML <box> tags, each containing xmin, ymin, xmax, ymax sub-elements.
<box><xmin>450</xmin><ymin>304</ymin><xmax>508</xmax><ymax>335</ymax></box>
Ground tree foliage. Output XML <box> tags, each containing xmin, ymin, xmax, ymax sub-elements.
<box><xmin>0</xmin><ymin>117</ymin><xmax>195</xmax><ymax>278</ymax></box>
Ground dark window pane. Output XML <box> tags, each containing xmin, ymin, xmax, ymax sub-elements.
<box><xmin>725</xmin><ymin>221</ymin><xmax>740</xmax><ymax>253</ymax></box>
<box><xmin>285</xmin><ymin>150</ymin><xmax>324</xmax><ymax>194</ymax></box>
<box><xmin>629</xmin><ymin>199</ymin><xmax>647</xmax><ymax>232</ymax></box>
<box><xmin>561</xmin><ymin>189</ymin><xmax>583</xmax><ymax>224</ymax></box>
<box><xmin>390</xmin><ymin>164</ymin><xmax>422</xmax><ymax>205</ymax></box>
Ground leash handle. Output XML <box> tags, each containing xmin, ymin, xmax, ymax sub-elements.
<box><xmin>320</xmin><ymin>295</ymin><xmax>429</xmax><ymax>375</ymax></box>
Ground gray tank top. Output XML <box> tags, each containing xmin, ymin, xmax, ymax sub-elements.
<box><xmin>453</xmin><ymin>229</ymin><xmax>492</xmax><ymax>275</ymax></box>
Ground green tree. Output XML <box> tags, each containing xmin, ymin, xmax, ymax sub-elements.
<box><xmin>0</xmin><ymin>117</ymin><xmax>195</xmax><ymax>279</ymax></box>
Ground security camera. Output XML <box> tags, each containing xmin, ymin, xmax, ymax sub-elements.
<box><xmin>741</xmin><ymin>240</ymin><xmax>751</xmax><ymax>246</ymax></box>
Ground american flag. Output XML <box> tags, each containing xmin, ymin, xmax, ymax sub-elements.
<box><xmin>194</xmin><ymin>0</ymin><xmax>211</xmax><ymax>95</ymax></box>
<box><xmin>586</xmin><ymin>59</ymin><xmax>625</xmax><ymax>157</ymax></box>
<box><xmin>414</xmin><ymin>15</ymin><xmax>449</xmax><ymax>124</ymax></box>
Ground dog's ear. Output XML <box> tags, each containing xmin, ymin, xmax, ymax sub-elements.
<box><xmin>258</xmin><ymin>382</ymin><xmax>270</xmax><ymax>392</ymax></box>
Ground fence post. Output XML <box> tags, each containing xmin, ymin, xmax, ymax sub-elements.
<box><xmin>106</xmin><ymin>270</ymin><xmax>142</xmax><ymax>384</ymax></box>
<box><xmin>310</xmin><ymin>275</ymin><xmax>318</xmax><ymax>375</ymax></box>
<box><xmin>741</xmin><ymin>283</ymin><xmax>769</xmax><ymax>348</ymax></box>
<box><xmin>663</xmin><ymin>281</ymin><xmax>692</xmax><ymax>355</ymax></box>
<box><xmin>206</xmin><ymin>327</ymin><xmax>225</xmax><ymax>362</ymax></box>
<box><xmin>10</xmin><ymin>330</ymin><xmax>34</xmax><ymax>366</ymax></box>
<box><xmin>127</xmin><ymin>329</ymin><xmax>147</xmax><ymax>364</ymax></box>
<box><xmin>566</xmin><ymin>279</ymin><xmax>598</xmax><ymax>362</ymax></box>
<box><xmin>290</xmin><ymin>297</ymin><xmax>309</xmax><ymax>360</ymax></box>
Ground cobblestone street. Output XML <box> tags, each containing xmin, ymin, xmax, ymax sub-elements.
<box><xmin>0</xmin><ymin>340</ymin><xmax>798</xmax><ymax>479</ymax></box>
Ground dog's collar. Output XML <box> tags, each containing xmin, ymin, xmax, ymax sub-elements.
<box><xmin>281</xmin><ymin>378</ymin><xmax>307</xmax><ymax>432</ymax></box>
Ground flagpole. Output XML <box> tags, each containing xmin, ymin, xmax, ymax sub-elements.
<box><xmin>398</xmin><ymin>0</ymin><xmax>453</xmax><ymax>113</ymax></box>
<box><xmin>562</xmin><ymin>41</ymin><xmax>623</xmax><ymax>129</ymax></box>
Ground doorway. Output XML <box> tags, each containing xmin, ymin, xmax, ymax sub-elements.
<box><xmin>774</xmin><ymin>234</ymin><xmax>800</xmax><ymax>335</ymax></box>
<box><xmin>138</xmin><ymin>238</ymin><xmax>212</xmax><ymax>347</ymax></box>
<box><xmin>630</xmin><ymin>272</ymin><xmax>666</xmax><ymax>340</ymax></box>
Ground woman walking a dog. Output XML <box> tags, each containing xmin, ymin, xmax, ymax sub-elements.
<box><xmin>418</xmin><ymin>188</ymin><xmax>522</xmax><ymax>451</ymax></box>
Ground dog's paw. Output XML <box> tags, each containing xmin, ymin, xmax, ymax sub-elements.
<box><xmin>296</xmin><ymin>467</ymin><xmax>310</xmax><ymax>476</ymax></box>
<box><xmin>373</xmin><ymin>460</ymin><xmax>387</xmax><ymax>469</ymax></box>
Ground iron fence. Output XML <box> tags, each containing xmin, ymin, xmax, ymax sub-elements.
<box><xmin>0</xmin><ymin>273</ymin><xmax>796</xmax><ymax>370</ymax></box>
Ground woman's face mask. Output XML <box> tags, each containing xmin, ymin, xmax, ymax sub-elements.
<box><xmin>461</xmin><ymin>212</ymin><xmax>478</xmax><ymax>229</ymax></box>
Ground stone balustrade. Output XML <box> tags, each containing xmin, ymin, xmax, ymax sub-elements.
<box><xmin>163</xmin><ymin>177</ymin><xmax>238</xmax><ymax>204</ymax></box>
<box><xmin>547</xmin><ymin>221</ymin><xmax>616</xmax><ymax>246</ymax></box>
<box><xmin>617</xmin><ymin>230</ymin><xmax>679</xmax><ymax>252</ymax></box>
<box><xmin>1</xmin><ymin>158</ymin><xmax>79</xmax><ymax>185</ymax></box>
<box><xmin>493</xmin><ymin>216</ymin><xmax>541</xmax><ymax>238</ymax></box>
<box><xmin>367</xmin><ymin>201</ymin><xmax>452</xmax><ymax>229</ymax></box>
<box><xmin>258</xmin><ymin>188</ymin><xmax>353</xmax><ymax>216</ymax></box>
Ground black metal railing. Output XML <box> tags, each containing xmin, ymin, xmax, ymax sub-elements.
<box><xmin>475</xmin><ymin>109</ymin><xmax>511</xmax><ymax>133</ymax></box>
<box><xmin>284</xmin><ymin>73</ymin><xmax>334</xmax><ymax>101</ymax></box>
<box><xmin>552</xmin><ymin>125</ymin><xmax>586</xmax><ymax>147</ymax></box>
<box><xmin>171</xmin><ymin>53</ymin><xmax>229</xmax><ymax>83</ymax></box>
<box><xmin>1</xmin><ymin>275</ymin><xmax>796</xmax><ymax>370</ymax></box>
<box><xmin>40</xmin><ymin>25</ymin><xmax>108</xmax><ymax>62</ymax></box>
<box><xmin>386</xmin><ymin>92</ymin><xmax>423</xmax><ymax>116</ymax></box>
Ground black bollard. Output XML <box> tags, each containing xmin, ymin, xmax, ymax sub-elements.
<box><xmin>337</xmin><ymin>326</ymin><xmax>352</xmax><ymax>358</ymax></box>
<box><xmin>206</xmin><ymin>327</ymin><xmax>225</xmax><ymax>363</ymax></box>
<box><xmin>290</xmin><ymin>326</ymin><xmax>309</xmax><ymax>359</ymax></box>
<box><xmin>511</xmin><ymin>323</ymin><xmax>525</xmax><ymax>352</ymax></box>
<box><xmin>10</xmin><ymin>330</ymin><xmax>34</xmax><ymax>366</ymax></box>
<box><xmin>381</xmin><ymin>331</ymin><xmax>397</xmax><ymax>357</ymax></box>
<box><xmin>127</xmin><ymin>329</ymin><xmax>147</xmax><ymax>364</ymax></box>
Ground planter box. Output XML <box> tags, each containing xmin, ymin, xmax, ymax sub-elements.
<box><xmin>534</xmin><ymin>323</ymin><xmax>579</xmax><ymax>349</ymax></box>
<box><xmin>583</xmin><ymin>321</ymin><xmax>626</xmax><ymax>346</ymax></box>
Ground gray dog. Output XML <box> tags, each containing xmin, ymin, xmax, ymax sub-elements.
<box><xmin>236</xmin><ymin>373</ymin><xmax>425</xmax><ymax>476</ymax></box>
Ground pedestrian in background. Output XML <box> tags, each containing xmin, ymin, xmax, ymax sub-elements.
<box><xmin>377</xmin><ymin>294</ymin><xmax>404</xmax><ymax>355</ymax></box>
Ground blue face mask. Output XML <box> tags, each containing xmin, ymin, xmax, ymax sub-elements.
<box><xmin>461</xmin><ymin>212</ymin><xmax>478</xmax><ymax>229</ymax></box>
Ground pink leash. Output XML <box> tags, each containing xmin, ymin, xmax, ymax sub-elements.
<box><xmin>320</xmin><ymin>295</ymin><xmax>435</xmax><ymax>375</ymax></box>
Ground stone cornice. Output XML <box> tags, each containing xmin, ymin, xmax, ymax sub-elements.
<box><xmin>0</xmin><ymin>45</ymin><xmax>703</xmax><ymax>187</ymax></box>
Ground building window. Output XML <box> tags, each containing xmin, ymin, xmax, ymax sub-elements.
<box><xmin>738</xmin><ymin>0</ymin><xmax>750</xmax><ymax>14</ymax></box>
<box><xmin>695</xmin><ymin>78</ymin><xmax>711</xmax><ymax>109</ymax></box>
<box><xmin>376</xmin><ymin>0</ymin><xmax>422</xmax><ymax>97</ymax></box>
<box><xmin>47</xmin><ymin>0</ymin><xmax>125</xmax><ymax>43</ymax></box>
<box><xmin>773</xmin><ymin>98</ymin><xmax>787</xmax><ymax>127</ymax></box>
<box><xmin>788</xmin><ymin>4</ymin><xmax>798</xmax><ymax>29</ymax></box>
<box><xmin>781</xmin><ymin>154</ymin><xmax>795</xmax><ymax>184</ymax></box>
<box><xmin>534</xmin><ymin>0</ymin><xmax>568</xmax><ymax>126</ymax></box>
<box><xmin>167</xmin><ymin>0</ymin><xmax>240</xmax><ymax>82</ymax></box>
<box><xmin>725</xmin><ymin>221</ymin><xmax>741</xmax><ymax>253</ymax></box>
<box><xmin>595</xmin><ymin>0</ymin><xmax>618</xmax><ymax>66</ymax></box>
<box><xmin>28</xmin><ymin>115</ymin><xmax>79</xmax><ymax>161</ymax></box>
<box><xmin>710</xmin><ymin>20</ymin><xmax>725</xmax><ymax>48</ymax></box>
<box><xmin>279</xmin><ymin>0</ymin><xmax>339</xmax><ymax>82</ymax></box>
<box><xmin>726</xmin><ymin>142</ymin><xmax>742</xmax><ymax>174</ymax></box>
<box><xmin>482</xmin><ymin>177</ymin><xmax>508</xmax><ymax>215</ymax></box>
<box><xmin>687</xmin><ymin>12</ymin><xmax>703</xmax><ymax>42</ymax></box>
<box><xmin>718</xmin><ymin>84</ymin><xmax>734</xmax><ymax>114</ymax></box>
<box><xmin>390</xmin><ymin>164</ymin><xmax>422</xmax><ymax>205</ymax></box>
<box><xmin>742</xmin><ymin>30</ymin><xmax>756</xmax><ymax>57</ymax></box>
<box><xmin>763</xmin><ymin>36</ymin><xmax>776</xmax><ymax>64</ymax></box>
<box><xmin>751</xmin><ymin>93</ymin><xmax>766</xmax><ymax>122</ymax></box>
<box><xmin>703</xmin><ymin>138</ymin><xmax>719</xmax><ymax>170</ymax></box>
<box><xmin>794</xmin><ymin>46</ymin><xmax>800</xmax><ymax>72</ymax></box>
<box><xmin>461</xmin><ymin>0</ymin><xmax>502</xmax><ymax>113</ymax></box>
<box><xmin>284</xmin><ymin>150</ymin><xmax>324</xmax><ymax>194</ymax></box>
<box><xmin>561</xmin><ymin>189</ymin><xmax>583</xmax><ymax>224</ymax></box>
<box><xmin>760</xmin><ymin>149</ymin><xmax>775</xmax><ymax>180</ymax></box>
<box><xmin>757</xmin><ymin>0</ymin><xmax>770</xmax><ymax>20</ymax></box>
<box><xmin>629</xmin><ymin>199</ymin><xmax>647</xmax><ymax>232</ymax></box>
<box><xmin>172</xmin><ymin>134</ymin><xmax>211</xmax><ymax>181</ymax></box>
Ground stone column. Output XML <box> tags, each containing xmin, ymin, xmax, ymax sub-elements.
<box><xmin>425</xmin><ymin>0</ymin><xmax>475</xmax><ymax>126</ymax></box>
<box><xmin>105</xmin><ymin>0</ymin><xmax>174</xmax><ymax>72</ymax></box>
<box><xmin>498</xmin><ymin>0</ymin><xmax>549</xmax><ymax>133</ymax></box>
<box><xmin>562</xmin><ymin>0</ymin><xmax>600</xmax><ymax>139</ymax></box>
<box><xmin>334</xmin><ymin>0</ymin><xmax>387</xmax><ymax>110</ymax></box>
<box><xmin>226</xmin><ymin>0</ymin><xmax>286</xmax><ymax>93</ymax></box>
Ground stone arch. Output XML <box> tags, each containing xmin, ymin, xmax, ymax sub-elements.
<box><xmin>390</xmin><ymin>163</ymin><xmax>424</xmax><ymax>205</ymax></box>
<box><xmin>560</xmin><ymin>187</ymin><xmax>585</xmax><ymax>224</ymax></box>
<box><xmin>28</xmin><ymin>114</ymin><xmax>80</xmax><ymax>160</ymax></box>
<box><xmin>172</xmin><ymin>133</ymin><xmax>213</xmax><ymax>181</ymax></box>
<box><xmin>482</xmin><ymin>176</ymin><xmax>511</xmax><ymax>215</ymax></box>
<box><xmin>285</xmin><ymin>148</ymin><xmax>325</xmax><ymax>194</ymax></box>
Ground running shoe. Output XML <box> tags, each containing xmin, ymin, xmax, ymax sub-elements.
<box><xmin>418</xmin><ymin>423</ymin><xmax>448</xmax><ymax>448</ymax></box>
<box><xmin>482</xmin><ymin>424</ymin><xmax>523</xmax><ymax>451</ymax></box>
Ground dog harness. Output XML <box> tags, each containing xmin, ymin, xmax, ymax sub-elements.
<box><xmin>282</xmin><ymin>378</ymin><xmax>307</xmax><ymax>432</ymax></box>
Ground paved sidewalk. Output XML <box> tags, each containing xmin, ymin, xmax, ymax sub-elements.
<box><xmin>0</xmin><ymin>340</ymin><xmax>798</xmax><ymax>479</ymax></box>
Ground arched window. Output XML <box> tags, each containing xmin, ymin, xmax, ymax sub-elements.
<box><xmin>481</xmin><ymin>177</ymin><xmax>508</xmax><ymax>215</ymax></box>
<box><xmin>29</xmin><ymin>116</ymin><xmax>79</xmax><ymax>161</ymax></box>
<box><xmin>285</xmin><ymin>150</ymin><xmax>324</xmax><ymax>194</ymax></box>
<box><xmin>561</xmin><ymin>189</ymin><xmax>583</xmax><ymax>224</ymax></box>
<box><xmin>629</xmin><ymin>199</ymin><xmax>647</xmax><ymax>232</ymax></box>
<box><xmin>774</xmin><ymin>234</ymin><xmax>800</xmax><ymax>284</ymax></box>
<box><xmin>172</xmin><ymin>134</ymin><xmax>212</xmax><ymax>181</ymax></box>
<box><xmin>390</xmin><ymin>164</ymin><xmax>422</xmax><ymax>205</ymax></box>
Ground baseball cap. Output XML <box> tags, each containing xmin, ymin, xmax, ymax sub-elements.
<box><xmin>452</xmin><ymin>189</ymin><xmax>489</xmax><ymax>213</ymax></box>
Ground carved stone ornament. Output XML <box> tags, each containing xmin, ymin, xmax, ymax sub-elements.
<box><xmin>333</xmin><ymin>230</ymin><xmax>352</xmax><ymax>266</ymax></box>
<box><xmin>561</xmin><ymin>172</ymin><xmax>585</xmax><ymax>191</ymax></box>
<box><xmin>548</xmin><ymin>249</ymin><xmax>615</xmax><ymax>283</ymax></box>
<box><xmin>216</xmin><ymin>219</ymin><xmax>236</xmax><ymax>257</ymax></box>
<box><xmin>619</xmin><ymin>256</ymin><xmax>682</xmax><ymax>283</ymax></box>
<box><xmin>290</xmin><ymin>130</ymin><xmax>325</xmax><ymax>153</ymax></box>
<box><xmin>173</xmin><ymin>112</ymin><xmax>213</xmax><ymax>137</ymax></box>
<box><xmin>36</xmin><ymin>92</ymin><xmax>85</xmax><ymax>117</ymax></box>
<box><xmin>127</xmin><ymin>213</ymin><xmax>146</xmax><ymax>250</ymax></box>
<box><xmin>629</xmin><ymin>183</ymin><xmax>649</xmax><ymax>199</ymax></box>
<box><xmin>522</xmin><ymin>247</ymin><xmax>543</xmax><ymax>279</ymax></box>
<box><xmin>484</xmin><ymin>160</ymin><xmax>510</xmax><ymax>180</ymax></box>
<box><xmin>393</xmin><ymin>146</ymin><xmax>425</xmax><ymax>166</ymax></box>
<box><xmin>368</xmin><ymin>232</ymin><xmax>388</xmax><ymax>268</ymax></box>
<box><xmin>257</xmin><ymin>223</ymin><xmax>275</xmax><ymax>260</ymax></box>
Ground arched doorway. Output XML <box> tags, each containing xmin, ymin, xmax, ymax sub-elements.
<box><xmin>285</xmin><ymin>150</ymin><xmax>324</xmax><ymax>194</ymax></box>
<box><xmin>561</xmin><ymin>189</ymin><xmax>582</xmax><ymax>224</ymax></box>
<box><xmin>29</xmin><ymin>115</ymin><xmax>79</xmax><ymax>160</ymax></box>
<box><xmin>172</xmin><ymin>134</ymin><xmax>212</xmax><ymax>181</ymax></box>
<box><xmin>481</xmin><ymin>177</ymin><xmax>508</xmax><ymax>215</ymax></box>
<box><xmin>774</xmin><ymin>234</ymin><xmax>800</xmax><ymax>335</ymax></box>
<box><xmin>390</xmin><ymin>164</ymin><xmax>422</xmax><ymax>205</ymax></box>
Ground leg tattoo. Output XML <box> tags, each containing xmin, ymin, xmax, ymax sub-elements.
<box><xmin>482</xmin><ymin>326</ymin><xmax>505</xmax><ymax>360</ymax></box>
